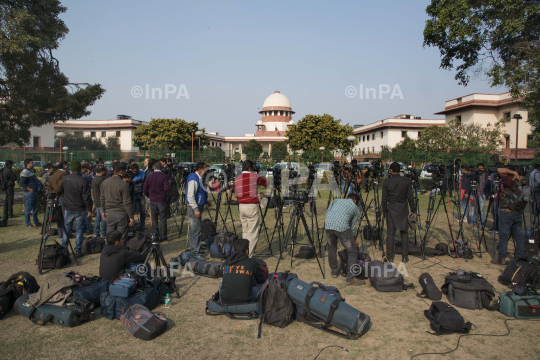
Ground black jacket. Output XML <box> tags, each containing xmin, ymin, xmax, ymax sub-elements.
<box><xmin>99</xmin><ymin>244</ymin><xmax>147</xmax><ymax>281</ymax></box>
<box><xmin>382</xmin><ymin>174</ymin><xmax>415</xmax><ymax>231</ymax></box>
<box><xmin>63</xmin><ymin>173</ymin><xmax>92</xmax><ymax>212</ymax></box>
<box><xmin>220</xmin><ymin>252</ymin><xmax>265</xmax><ymax>304</ymax></box>
<box><xmin>1</xmin><ymin>167</ymin><xmax>17</xmax><ymax>188</ymax></box>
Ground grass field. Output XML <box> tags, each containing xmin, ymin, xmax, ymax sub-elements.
<box><xmin>1</xmin><ymin>188</ymin><xmax>539</xmax><ymax>360</ymax></box>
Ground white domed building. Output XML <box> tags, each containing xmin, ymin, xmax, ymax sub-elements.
<box><xmin>206</xmin><ymin>91</ymin><xmax>293</xmax><ymax>158</ymax></box>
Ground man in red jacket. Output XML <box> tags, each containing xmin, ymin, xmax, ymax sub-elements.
<box><xmin>143</xmin><ymin>161</ymin><xmax>170</xmax><ymax>241</ymax></box>
<box><xmin>234</xmin><ymin>160</ymin><xmax>268</xmax><ymax>257</ymax></box>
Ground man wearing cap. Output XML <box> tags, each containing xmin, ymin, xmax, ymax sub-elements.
<box><xmin>62</xmin><ymin>161</ymin><xmax>92</xmax><ymax>256</ymax></box>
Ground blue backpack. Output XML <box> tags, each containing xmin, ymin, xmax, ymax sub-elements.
<box><xmin>205</xmin><ymin>233</ymin><xmax>218</xmax><ymax>250</ymax></box>
<box><xmin>209</xmin><ymin>243</ymin><xmax>235</xmax><ymax>259</ymax></box>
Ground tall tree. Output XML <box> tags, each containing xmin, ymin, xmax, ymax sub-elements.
<box><xmin>244</xmin><ymin>139</ymin><xmax>263</xmax><ymax>160</ymax></box>
<box><xmin>0</xmin><ymin>0</ymin><xmax>105</xmax><ymax>146</ymax></box>
<box><xmin>132</xmin><ymin>118</ymin><xmax>208</xmax><ymax>150</ymax></box>
<box><xmin>271</xmin><ymin>141</ymin><xmax>288</xmax><ymax>162</ymax></box>
<box><xmin>286</xmin><ymin>114</ymin><xmax>354</xmax><ymax>152</ymax></box>
<box><xmin>106</xmin><ymin>135</ymin><xmax>120</xmax><ymax>150</ymax></box>
<box><xmin>423</xmin><ymin>0</ymin><xmax>540</xmax><ymax>159</ymax></box>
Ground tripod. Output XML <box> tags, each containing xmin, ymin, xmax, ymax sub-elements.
<box><xmin>38</xmin><ymin>197</ymin><xmax>79</xmax><ymax>274</ymax></box>
<box><xmin>275</xmin><ymin>200</ymin><xmax>325</xmax><ymax>278</ymax></box>
<box><xmin>421</xmin><ymin>177</ymin><xmax>456</xmax><ymax>259</ymax></box>
<box><xmin>212</xmin><ymin>179</ymin><xmax>237</xmax><ymax>234</ymax></box>
<box><xmin>142</xmin><ymin>235</ymin><xmax>180</xmax><ymax>297</ymax></box>
<box><xmin>262</xmin><ymin>189</ymin><xmax>287</xmax><ymax>257</ymax></box>
<box><xmin>411</xmin><ymin>175</ymin><xmax>423</xmax><ymax>246</ymax></box>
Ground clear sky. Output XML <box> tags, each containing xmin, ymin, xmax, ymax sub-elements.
<box><xmin>55</xmin><ymin>0</ymin><xmax>503</xmax><ymax>135</ymax></box>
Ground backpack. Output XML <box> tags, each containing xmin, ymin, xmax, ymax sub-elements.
<box><xmin>499</xmin><ymin>256</ymin><xmax>540</xmax><ymax>289</ymax></box>
<box><xmin>417</xmin><ymin>273</ymin><xmax>442</xmax><ymax>300</ymax></box>
<box><xmin>37</xmin><ymin>242</ymin><xmax>70</xmax><ymax>271</ymax></box>
<box><xmin>0</xmin><ymin>272</ymin><xmax>40</xmax><ymax>319</ymax></box>
<box><xmin>121</xmin><ymin>304</ymin><xmax>167</xmax><ymax>341</ymax></box>
<box><xmin>215</xmin><ymin>232</ymin><xmax>238</xmax><ymax>247</ymax></box>
<box><xmin>205</xmin><ymin>232</ymin><xmax>218</xmax><ymax>250</ymax></box>
<box><xmin>201</xmin><ymin>219</ymin><xmax>216</xmax><ymax>244</ymax></box>
<box><xmin>295</xmin><ymin>246</ymin><xmax>315</xmax><ymax>259</ymax></box>
<box><xmin>441</xmin><ymin>272</ymin><xmax>495</xmax><ymax>310</ymax></box>
<box><xmin>424</xmin><ymin>301</ymin><xmax>472</xmax><ymax>335</ymax></box>
<box><xmin>368</xmin><ymin>260</ymin><xmax>414</xmax><ymax>292</ymax></box>
<box><xmin>257</xmin><ymin>273</ymin><xmax>295</xmax><ymax>337</ymax></box>
<box><xmin>82</xmin><ymin>237</ymin><xmax>105</xmax><ymax>254</ymax></box>
<box><xmin>100</xmin><ymin>286</ymin><xmax>159</xmax><ymax>321</ymax></box>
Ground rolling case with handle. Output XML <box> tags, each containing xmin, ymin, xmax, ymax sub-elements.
<box><xmin>13</xmin><ymin>294</ymin><xmax>83</xmax><ymax>327</ymax></box>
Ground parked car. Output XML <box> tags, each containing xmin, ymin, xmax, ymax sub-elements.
<box><xmin>420</xmin><ymin>164</ymin><xmax>437</xmax><ymax>179</ymax></box>
<box><xmin>0</xmin><ymin>162</ymin><xmax>5</xmax><ymax>168</ymax></box>
<box><xmin>19</xmin><ymin>160</ymin><xmax>45</xmax><ymax>168</ymax></box>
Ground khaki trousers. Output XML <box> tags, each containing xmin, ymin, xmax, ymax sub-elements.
<box><xmin>239</xmin><ymin>203</ymin><xmax>260</xmax><ymax>257</ymax></box>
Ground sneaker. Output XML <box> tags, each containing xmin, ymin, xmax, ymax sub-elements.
<box><xmin>346</xmin><ymin>278</ymin><xmax>365</xmax><ymax>286</ymax></box>
<box><xmin>74</xmin><ymin>251</ymin><xmax>85</xmax><ymax>258</ymax></box>
<box><xmin>331</xmin><ymin>273</ymin><xmax>339</xmax><ymax>279</ymax></box>
<box><xmin>34</xmin><ymin>222</ymin><xmax>42</xmax><ymax>227</ymax></box>
<box><xmin>384</xmin><ymin>255</ymin><xmax>394</xmax><ymax>263</ymax></box>
<box><xmin>488</xmin><ymin>228</ymin><xmax>496</xmax><ymax>233</ymax></box>
<box><xmin>490</xmin><ymin>258</ymin><xmax>506</xmax><ymax>266</ymax></box>
<box><xmin>26</xmin><ymin>225</ymin><xmax>36</xmax><ymax>229</ymax></box>
<box><xmin>402</xmin><ymin>255</ymin><xmax>409</xmax><ymax>264</ymax></box>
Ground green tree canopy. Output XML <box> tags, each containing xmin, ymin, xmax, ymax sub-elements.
<box><xmin>54</xmin><ymin>131</ymin><xmax>106</xmax><ymax>150</ymax></box>
<box><xmin>106</xmin><ymin>135</ymin><xmax>120</xmax><ymax>150</ymax></box>
<box><xmin>286</xmin><ymin>114</ymin><xmax>354</xmax><ymax>152</ymax></box>
<box><xmin>244</xmin><ymin>139</ymin><xmax>263</xmax><ymax>160</ymax></box>
<box><xmin>203</xmin><ymin>146</ymin><xmax>225</xmax><ymax>163</ymax></box>
<box><xmin>0</xmin><ymin>0</ymin><xmax>105</xmax><ymax>146</ymax></box>
<box><xmin>132</xmin><ymin>118</ymin><xmax>208</xmax><ymax>150</ymax></box>
<box><xmin>270</xmin><ymin>141</ymin><xmax>288</xmax><ymax>161</ymax></box>
<box><xmin>423</xmin><ymin>0</ymin><xmax>540</xmax><ymax>159</ymax></box>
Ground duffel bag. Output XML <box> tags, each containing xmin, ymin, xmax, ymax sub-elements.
<box><xmin>442</xmin><ymin>272</ymin><xmax>495</xmax><ymax>310</ymax></box>
<box><xmin>186</xmin><ymin>258</ymin><xmax>223</xmax><ymax>278</ymax></box>
<box><xmin>205</xmin><ymin>292</ymin><xmax>262</xmax><ymax>320</ymax></box>
<box><xmin>499</xmin><ymin>256</ymin><xmax>540</xmax><ymax>289</ymax></box>
<box><xmin>418</xmin><ymin>273</ymin><xmax>442</xmax><ymax>300</ymax></box>
<box><xmin>72</xmin><ymin>279</ymin><xmax>111</xmax><ymax>306</ymax></box>
<box><xmin>205</xmin><ymin>233</ymin><xmax>218</xmax><ymax>250</ymax></box>
<box><xmin>121</xmin><ymin>304</ymin><xmax>168</xmax><ymax>340</ymax></box>
<box><xmin>368</xmin><ymin>260</ymin><xmax>413</xmax><ymax>292</ymax></box>
<box><xmin>286</xmin><ymin>278</ymin><xmax>371</xmax><ymax>339</ymax></box>
<box><xmin>37</xmin><ymin>242</ymin><xmax>70</xmax><ymax>270</ymax></box>
<box><xmin>497</xmin><ymin>290</ymin><xmax>540</xmax><ymax>319</ymax></box>
<box><xmin>13</xmin><ymin>294</ymin><xmax>82</xmax><ymax>327</ymax></box>
<box><xmin>424</xmin><ymin>301</ymin><xmax>472</xmax><ymax>335</ymax></box>
<box><xmin>100</xmin><ymin>286</ymin><xmax>158</xmax><ymax>320</ymax></box>
<box><xmin>82</xmin><ymin>237</ymin><xmax>105</xmax><ymax>254</ymax></box>
<box><xmin>109</xmin><ymin>278</ymin><xmax>139</xmax><ymax>298</ymax></box>
<box><xmin>63</xmin><ymin>296</ymin><xmax>95</xmax><ymax>322</ymax></box>
<box><xmin>215</xmin><ymin>232</ymin><xmax>238</xmax><ymax>246</ymax></box>
<box><xmin>294</xmin><ymin>282</ymin><xmax>344</xmax><ymax>322</ymax></box>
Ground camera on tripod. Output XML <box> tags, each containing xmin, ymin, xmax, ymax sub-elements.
<box><xmin>404</xmin><ymin>167</ymin><xmax>419</xmax><ymax>181</ymax></box>
<box><xmin>365</xmin><ymin>160</ymin><xmax>383</xmax><ymax>178</ymax></box>
<box><xmin>282</xmin><ymin>190</ymin><xmax>309</xmax><ymax>203</ymax></box>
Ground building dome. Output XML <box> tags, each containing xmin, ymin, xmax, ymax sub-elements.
<box><xmin>256</xmin><ymin>119</ymin><xmax>263</xmax><ymax>125</ymax></box>
<box><xmin>288</xmin><ymin>120</ymin><xmax>294</xmax><ymax>125</ymax></box>
<box><xmin>262</xmin><ymin>91</ymin><xmax>291</xmax><ymax>109</ymax></box>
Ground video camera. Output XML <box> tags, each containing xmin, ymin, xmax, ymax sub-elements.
<box><xmin>404</xmin><ymin>166</ymin><xmax>419</xmax><ymax>181</ymax></box>
<box><xmin>282</xmin><ymin>190</ymin><xmax>309</xmax><ymax>204</ymax></box>
<box><xmin>364</xmin><ymin>160</ymin><xmax>383</xmax><ymax>178</ymax></box>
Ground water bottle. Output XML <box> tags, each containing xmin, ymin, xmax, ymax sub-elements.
<box><xmin>165</xmin><ymin>293</ymin><xmax>171</xmax><ymax>308</ymax></box>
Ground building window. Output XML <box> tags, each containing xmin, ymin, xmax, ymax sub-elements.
<box><xmin>401</xmin><ymin>131</ymin><xmax>407</xmax><ymax>138</ymax></box>
<box><xmin>380</xmin><ymin>131</ymin><xmax>383</xmax><ymax>139</ymax></box>
<box><xmin>505</xmin><ymin>135</ymin><xmax>510</xmax><ymax>149</ymax></box>
<box><xmin>362</xmin><ymin>136</ymin><xmax>365</xmax><ymax>141</ymax></box>
<box><xmin>380</xmin><ymin>146</ymin><xmax>383</xmax><ymax>151</ymax></box>
<box><xmin>372</xmin><ymin>147</ymin><xmax>375</xmax><ymax>152</ymax></box>
<box><xmin>362</xmin><ymin>148</ymin><xmax>365</xmax><ymax>155</ymax></box>
<box><xmin>372</xmin><ymin>134</ymin><xmax>375</xmax><ymax>140</ymax></box>
<box><xmin>219</xmin><ymin>143</ymin><xmax>222</xmax><ymax>147</ymax></box>
<box><xmin>33</xmin><ymin>136</ymin><xmax>40</xmax><ymax>147</ymax></box>
<box><xmin>456</xmin><ymin>115</ymin><xmax>462</xmax><ymax>123</ymax></box>
<box><xmin>367</xmin><ymin>135</ymin><xmax>369</xmax><ymax>142</ymax></box>
<box><xmin>504</xmin><ymin>112</ymin><xmax>511</xmax><ymax>120</ymax></box>
<box><xmin>457</xmin><ymin>98</ymin><xmax>462</xmax><ymax>104</ymax></box>
<box><xmin>101</xmin><ymin>131</ymin><xmax>106</xmax><ymax>137</ymax></box>
<box><xmin>90</xmin><ymin>131</ymin><xmax>96</xmax><ymax>138</ymax></box>
<box><xmin>527</xmin><ymin>135</ymin><xmax>534</xmax><ymax>148</ymax></box>
<box><xmin>116</xmin><ymin>131</ymin><xmax>121</xmax><ymax>137</ymax></box>
<box><xmin>211</xmin><ymin>142</ymin><xmax>214</xmax><ymax>146</ymax></box>
<box><xmin>418</xmin><ymin>131</ymin><xmax>421</xmax><ymax>138</ymax></box>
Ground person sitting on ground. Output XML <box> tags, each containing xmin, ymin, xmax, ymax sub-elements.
<box><xmin>219</xmin><ymin>239</ymin><xmax>267</xmax><ymax>304</ymax></box>
<box><xmin>99</xmin><ymin>230</ymin><xmax>147</xmax><ymax>281</ymax></box>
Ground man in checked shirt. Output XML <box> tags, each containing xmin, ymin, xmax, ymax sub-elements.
<box><xmin>325</xmin><ymin>193</ymin><xmax>362</xmax><ymax>285</ymax></box>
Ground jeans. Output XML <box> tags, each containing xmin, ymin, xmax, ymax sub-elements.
<box><xmin>84</xmin><ymin>203</ymin><xmax>92</xmax><ymax>231</ymax></box>
<box><xmin>23</xmin><ymin>191</ymin><xmax>39</xmax><ymax>226</ymax></box>
<box><xmin>497</xmin><ymin>211</ymin><xmax>525</xmax><ymax>260</ymax></box>
<box><xmin>64</xmin><ymin>210</ymin><xmax>86</xmax><ymax>252</ymax></box>
<box><xmin>187</xmin><ymin>207</ymin><xmax>202</xmax><ymax>254</ymax></box>
<box><xmin>150</xmin><ymin>201</ymin><xmax>168</xmax><ymax>240</ymax></box>
<box><xmin>94</xmin><ymin>207</ymin><xmax>106</xmax><ymax>237</ymax></box>
<box><xmin>386</xmin><ymin>215</ymin><xmax>408</xmax><ymax>258</ymax></box>
<box><xmin>460</xmin><ymin>198</ymin><xmax>470</xmax><ymax>222</ymax></box>
<box><xmin>326</xmin><ymin>229</ymin><xmax>357</xmax><ymax>281</ymax></box>
<box><xmin>3</xmin><ymin>186</ymin><xmax>14</xmax><ymax>219</ymax></box>
<box><xmin>132</xmin><ymin>194</ymin><xmax>146</xmax><ymax>227</ymax></box>
<box><xmin>470</xmin><ymin>194</ymin><xmax>486</xmax><ymax>226</ymax></box>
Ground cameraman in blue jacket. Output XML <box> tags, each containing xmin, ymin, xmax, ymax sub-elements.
<box><xmin>186</xmin><ymin>162</ymin><xmax>211</xmax><ymax>256</ymax></box>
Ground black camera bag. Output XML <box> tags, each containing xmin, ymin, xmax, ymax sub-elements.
<box><xmin>82</xmin><ymin>237</ymin><xmax>105</xmax><ymax>254</ymax></box>
<box><xmin>418</xmin><ymin>273</ymin><xmax>442</xmax><ymax>300</ymax></box>
<box><xmin>295</xmin><ymin>246</ymin><xmax>315</xmax><ymax>259</ymax></box>
<box><xmin>442</xmin><ymin>272</ymin><xmax>495</xmax><ymax>310</ymax></box>
<box><xmin>368</xmin><ymin>260</ymin><xmax>413</xmax><ymax>292</ymax></box>
<box><xmin>499</xmin><ymin>256</ymin><xmax>540</xmax><ymax>289</ymax></box>
<box><xmin>37</xmin><ymin>242</ymin><xmax>70</xmax><ymax>270</ymax></box>
<box><xmin>424</xmin><ymin>301</ymin><xmax>471</xmax><ymax>335</ymax></box>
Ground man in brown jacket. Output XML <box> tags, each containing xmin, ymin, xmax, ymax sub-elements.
<box><xmin>47</xmin><ymin>161</ymin><xmax>69</xmax><ymax>240</ymax></box>
<box><xmin>100</xmin><ymin>162</ymin><xmax>134</xmax><ymax>244</ymax></box>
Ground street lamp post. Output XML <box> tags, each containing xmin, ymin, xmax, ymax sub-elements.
<box><xmin>70</xmin><ymin>152</ymin><xmax>73</xmax><ymax>161</ymax></box>
<box><xmin>319</xmin><ymin>146</ymin><xmax>325</xmax><ymax>163</ymax></box>
<box><xmin>191</xmin><ymin>130</ymin><xmax>195</xmax><ymax>162</ymax></box>
<box><xmin>56</xmin><ymin>132</ymin><xmax>65</xmax><ymax>162</ymax></box>
<box><xmin>62</xmin><ymin>147</ymin><xmax>68</xmax><ymax>163</ymax></box>
<box><xmin>513</xmin><ymin>114</ymin><xmax>523</xmax><ymax>165</ymax></box>
<box><xmin>195</xmin><ymin>131</ymin><xmax>204</xmax><ymax>162</ymax></box>
<box><xmin>347</xmin><ymin>136</ymin><xmax>356</xmax><ymax>163</ymax></box>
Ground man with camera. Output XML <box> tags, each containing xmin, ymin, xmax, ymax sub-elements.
<box><xmin>1</xmin><ymin>160</ymin><xmax>17</xmax><ymax>222</ymax></box>
<box><xmin>459</xmin><ymin>165</ymin><xmax>473</xmax><ymax>224</ymax></box>
<box><xmin>92</xmin><ymin>165</ymin><xmax>107</xmax><ymax>238</ymax></box>
<box><xmin>143</xmin><ymin>161</ymin><xmax>170</xmax><ymax>241</ymax></box>
<box><xmin>234</xmin><ymin>160</ymin><xmax>268</xmax><ymax>257</ymax></box>
<box><xmin>48</xmin><ymin>161</ymin><xmax>69</xmax><ymax>238</ymax></box>
<box><xmin>186</xmin><ymin>162</ymin><xmax>211</xmax><ymax>255</ymax></box>
<box><xmin>325</xmin><ymin>193</ymin><xmax>362</xmax><ymax>285</ymax></box>
<box><xmin>20</xmin><ymin>159</ymin><xmax>42</xmax><ymax>229</ymax></box>
<box><xmin>491</xmin><ymin>166</ymin><xmax>526</xmax><ymax>266</ymax></box>
<box><xmin>341</xmin><ymin>159</ymin><xmax>364</xmax><ymax>195</ymax></box>
<box><xmin>382</xmin><ymin>162</ymin><xmax>416</xmax><ymax>263</ymax></box>
<box><xmin>63</xmin><ymin>161</ymin><xmax>92</xmax><ymax>256</ymax></box>
<box><xmin>101</xmin><ymin>162</ymin><xmax>134</xmax><ymax>244</ymax></box>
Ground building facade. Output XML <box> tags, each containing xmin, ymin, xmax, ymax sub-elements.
<box><xmin>207</xmin><ymin>91</ymin><xmax>292</xmax><ymax>157</ymax></box>
<box><xmin>54</xmin><ymin>116</ymin><xmax>145</xmax><ymax>151</ymax></box>
<box><xmin>435</xmin><ymin>92</ymin><xmax>535</xmax><ymax>160</ymax></box>
<box><xmin>351</xmin><ymin>114</ymin><xmax>446</xmax><ymax>156</ymax></box>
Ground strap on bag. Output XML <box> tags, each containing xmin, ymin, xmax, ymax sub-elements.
<box><xmin>403</xmin><ymin>283</ymin><xmax>415</xmax><ymax>291</ymax></box>
<box><xmin>204</xmin><ymin>263</ymin><xmax>211</xmax><ymax>275</ymax></box>
<box><xmin>28</xmin><ymin>307</ymin><xmax>54</xmax><ymax>326</ymax></box>
<box><xmin>524</xmin><ymin>299</ymin><xmax>540</xmax><ymax>308</ymax></box>
<box><xmin>323</xmin><ymin>299</ymin><xmax>341</xmax><ymax>325</ymax></box>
